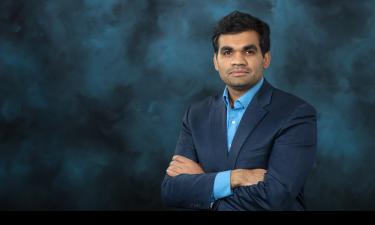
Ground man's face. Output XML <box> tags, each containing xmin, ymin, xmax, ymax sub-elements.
<box><xmin>213</xmin><ymin>30</ymin><xmax>270</xmax><ymax>92</ymax></box>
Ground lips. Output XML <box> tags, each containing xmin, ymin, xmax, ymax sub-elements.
<box><xmin>229</xmin><ymin>69</ymin><xmax>249</xmax><ymax>77</ymax></box>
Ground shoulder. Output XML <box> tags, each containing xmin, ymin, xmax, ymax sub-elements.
<box><xmin>270</xmin><ymin>86</ymin><xmax>317</xmax><ymax>116</ymax></box>
<box><xmin>187</xmin><ymin>94</ymin><xmax>221</xmax><ymax>114</ymax></box>
<box><xmin>181</xmin><ymin>94</ymin><xmax>221</xmax><ymax>125</ymax></box>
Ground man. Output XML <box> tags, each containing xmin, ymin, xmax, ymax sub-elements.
<box><xmin>161</xmin><ymin>11</ymin><xmax>317</xmax><ymax>211</ymax></box>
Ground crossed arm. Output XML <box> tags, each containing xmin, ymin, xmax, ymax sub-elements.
<box><xmin>167</xmin><ymin>155</ymin><xmax>266</xmax><ymax>189</ymax></box>
<box><xmin>161</xmin><ymin>103</ymin><xmax>316</xmax><ymax>210</ymax></box>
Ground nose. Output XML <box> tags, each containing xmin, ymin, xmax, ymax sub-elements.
<box><xmin>230</xmin><ymin>52</ymin><xmax>247</xmax><ymax>66</ymax></box>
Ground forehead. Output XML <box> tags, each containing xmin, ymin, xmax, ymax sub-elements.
<box><xmin>217</xmin><ymin>30</ymin><xmax>260</xmax><ymax>49</ymax></box>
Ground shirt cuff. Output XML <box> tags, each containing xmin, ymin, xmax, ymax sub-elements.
<box><xmin>213</xmin><ymin>170</ymin><xmax>233</xmax><ymax>200</ymax></box>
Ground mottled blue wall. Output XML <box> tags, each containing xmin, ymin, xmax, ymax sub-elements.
<box><xmin>0</xmin><ymin>0</ymin><xmax>374</xmax><ymax>209</ymax></box>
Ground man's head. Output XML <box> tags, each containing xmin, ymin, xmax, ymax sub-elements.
<box><xmin>212</xmin><ymin>11</ymin><xmax>270</xmax><ymax>56</ymax></box>
<box><xmin>212</xmin><ymin>11</ymin><xmax>271</xmax><ymax>94</ymax></box>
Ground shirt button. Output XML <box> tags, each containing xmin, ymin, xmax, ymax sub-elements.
<box><xmin>232</xmin><ymin>120</ymin><xmax>236</xmax><ymax>124</ymax></box>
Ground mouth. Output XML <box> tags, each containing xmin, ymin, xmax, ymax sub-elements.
<box><xmin>228</xmin><ymin>70</ymin><xmax>249</xmax><ymax>77</ymax></box>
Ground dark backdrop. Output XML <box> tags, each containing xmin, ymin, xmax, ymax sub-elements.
<box><xmin>0</xmin><ymin>0</ymin><xmax>374</xmax><ymax>210</ymax></box>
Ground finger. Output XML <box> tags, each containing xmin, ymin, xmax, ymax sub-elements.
<box><xmin>167</xmin><ymin>166</ymin><xmax>179</xmax><ymax>177</ymax></box>
<box><xmin>172</xmin><ymin>155</ymin><xmax>191</xmax><ymax>163</ymax></box>
<box><xmin>249</xmin><ymin>168</ymin><xmax>267</xmax><ymax>174</ymax></box>
<box><xmin>169</xmin><ymin>160</ymin><xmax>184</xmax><ymax>169</ymax></box>
<box><xmin>167</xmin><ymin>165</ymin><xmax>183</xmax><ymax>176</ymax></box>
<box><xmin>255</xmin><ymin>169</ymin><xmax>267</xmax><ymax>174</ymax></box>
<box><xmin>166</xmin><ymin>168</ymin><xmax>178</xmax><ymax>177</ymax></box>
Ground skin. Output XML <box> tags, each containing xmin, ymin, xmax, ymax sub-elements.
<box><xmin>167</xmin><ymin>30</ymin><xmax>270</xmax><ymax>188</ymax></box>
<box><xmin>213</xmin><ymin>30</ymin><xmax>271</xmax><ymax>107</ymax></box>
<box><xmin>167</xmin><ymin>155</ymin><xmax>266</xmax><ymax>188</ymax></box>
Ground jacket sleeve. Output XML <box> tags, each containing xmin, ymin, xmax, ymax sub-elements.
<box><xmin>161</xmin><ymin>106</ymin><xmax>217</xmax><ymax>210</ymax></box>
<box><xmin>214</xmin><ymin>103</ymin><xmax>317</xmax><ymax>210</ymax></box>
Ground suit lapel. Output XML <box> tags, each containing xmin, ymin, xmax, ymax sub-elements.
<box><xmin>228</xmin><ymin>80</ymin><xmax>273</xmax><ymax>169</ymax></box>
<box><xmin>209</xmin><ymin>95</ymin><xmax>228</xmax><ymax>167</ymax></box>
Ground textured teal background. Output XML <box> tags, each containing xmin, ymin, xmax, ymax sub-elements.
<box><xmin>0</xmin><ymin>0</ymin><xmax>374</xmax><ymax>209</ymax></box>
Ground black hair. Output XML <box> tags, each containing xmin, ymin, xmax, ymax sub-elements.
<box><xmin>212</xmin><ymin>11</ymin><xmax>270</xmax><ymax>56</ymax></box>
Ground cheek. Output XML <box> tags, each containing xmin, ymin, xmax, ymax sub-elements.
<box><xmin>248</xmin><ymin>58</ymin><xmax>264</xmax><ymax>71</ymax></box>
<box><xmin>216</xmin><ymin>61</ymin><xmax>228</xmax><ymax>73</ymax></box>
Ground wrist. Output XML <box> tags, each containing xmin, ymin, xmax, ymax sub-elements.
<box><xmin>230</xmin><ymin>169</ymin><xmax>241</xmax><ymax>188</ymax></box>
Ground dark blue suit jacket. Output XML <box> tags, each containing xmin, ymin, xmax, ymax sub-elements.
<box><xmin>161</xmin><ymin>79</ymin><xmax>317</xmax><ymax>210</ymax></box>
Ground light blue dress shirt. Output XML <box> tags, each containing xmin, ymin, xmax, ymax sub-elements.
<box><xmin>212</xmin><ymin>77</ymin><xmax>264</xmax><ymax>201</ymax></box>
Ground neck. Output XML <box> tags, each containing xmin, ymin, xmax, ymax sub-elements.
<box><xmin>227</xmin><ymin>87</ymin><xmax>247</xmax><ymax>108</ymax></box>
<box><xmin>226</xmin><ymin>77</ymin><xmax>264</xmax><ymax>107</ymax></box>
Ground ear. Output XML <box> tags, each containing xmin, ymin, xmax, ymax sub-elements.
<box><xmin>263</xmin><ymin>52</ymin><xmax>271</xmax><ymax>69</ymax></box>
<box><xmin>213</xmin><ymin>54</ymin><xmax>219</xmax><ymax>71</ymax></box>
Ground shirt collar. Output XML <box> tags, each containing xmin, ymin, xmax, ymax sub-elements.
<box><xmin>222</xmin><ymin>77</ymin><xmax>264</xmax><ymax>109</ymax></box>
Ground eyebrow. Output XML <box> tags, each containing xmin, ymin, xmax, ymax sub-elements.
<box><xmin>220</xmin><ymin>46</ymin><xmax>233</xmax><ymax>52</ymax></box>
<box><xmin>220</xmin><ymin>44</ymin><xmax>258</xmax><ymax>53</ymax></box>
<box><xmin>243</xmin><ymin>45</ymin><xmax>258</xmax><ymax>51</ymax></box>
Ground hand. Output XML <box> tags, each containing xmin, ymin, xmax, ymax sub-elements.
<box><xmin>230</xmin><ymin>168</ymin><xmax>267</xmax><ymax>188</ymax></box>
<box><xmin>166</xmin><ymin>155</ymin><xmax>205</xmax><ymax>177</ymax></box>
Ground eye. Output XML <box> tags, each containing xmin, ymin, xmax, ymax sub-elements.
<box><xmin>222</xmin><ymin>50</ymin><xmax>232</xmax><ymax>56</ymax></box>
<box><xmin>245</xmin><ymin>50</ymin><xmax>255</xmax><ymax>55</ymax></box>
